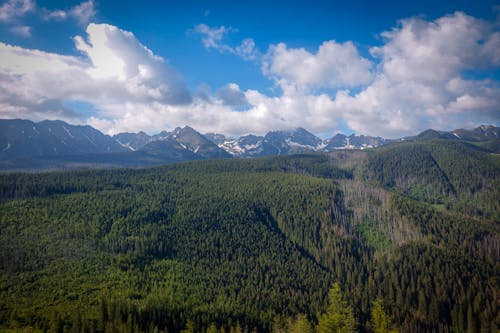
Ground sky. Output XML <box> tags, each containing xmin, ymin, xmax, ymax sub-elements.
<box><xmin>0</xmin><ymin>0</ymin><xmax>499</xmax><ymax>138</ymax></box>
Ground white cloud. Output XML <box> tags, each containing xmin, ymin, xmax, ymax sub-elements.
<box><xmin>0</xmin><ymin>0</ymin><xmax>95</xmax><ymax>26</ymax></box>
<box><xmin>193</xmin><ymin>24</ymin><xmax>235</xmax><ymax>52</ymax></box>
<box><xmin>1</xmin><ymin>13</ymin><xmax>499</xmax><ymax>138</ymax></box>
<box><xmin>69</xmin><ymin>0</ymin><xmax>95</xmax><ymax>25</ymax></box>
<box><xmin>9</xmin><ymin>25</ymin><xmax>31</xmax><ymax>37</ymax></box>
<box><xmin>0</xmin><ymin>26</ymin><xmax>339</xmax><ymax>136</ymax></box>
<box><xmin>43</xmin><ymin>0</ymin><xmax>96</xmax><ymax>25</ymax></box>
<box><xmin>43</xmin><ymin>9</ymin><xmax>67</xmax><ymax>21</ymax></box>
<box><xmin>216</xmin><ymin>83</ymin><xmax>248</xmax><ymax>106</ymax></box>
<box><xmin>263</xmin><ymin>40</ymin><xmax>373</xmax><ymax>90</ymax></box>
<box><xmin>0</xmin><ymin>23</ymin><xmax>191</xmax><ymax>125</ymax></box>
<box><xmin>336</xmin><ymin>11</ymin><xmax>500</xmax><ymax>137</ymax></box>
<box><xmin>235</xmin><ymin>38</ymin><xmax>259</xmax><ymax>60</ymax></box>
<box><xmin>0</xmin><ymin>0</ymin><xmax>34</xmax><ymax>22</ymax></box>
<box><xmin>185</xmin><ymin>12</ymin><xmax>498</xmax><ymax>138</ymax></box>
<box><xmin>371</xmin><ymin>12</ymin><xmax>499</xmax><ymax>83</ymax></box>
<box><xmin>74</xmin><ymin>23</ymin><xmax>191</xmax><ymax>104</ymax></box>
<box><xmin>193</xmin><ymin>24</ymin><xmax>260</xmax><ymax>61</ymax></box>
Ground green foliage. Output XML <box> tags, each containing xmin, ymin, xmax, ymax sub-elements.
<box><xmin>355</xmin><ymin>220</ymin><xmax>391</xmax><ymax>251</ymax></box>
<box><xmin>317</xmin><ymin>283</ymin><xmax>356</xmax><ymax>333</ymax></box>
<box><xmin>0</xmin><ymin>144</ymin><xmax>498</xmax><ymax>332</ymax></box>
<box><xmin>360</xmin><ymin>140</ymin><xmax>500</xmax><ymax>220</ymax></box>
<box><xmin>290</xmin><ymin>314</ymin><xmax>313</xmax><ymax>333</ymax></box>
<box><xmin>370</xmin><ymin>298</ymin><xmax>396</xmax><ymax>333</ymax></box>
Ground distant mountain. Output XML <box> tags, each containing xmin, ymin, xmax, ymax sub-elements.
<box><xmin>0</xmin><ymin>120</ymin><xmax>227</xmax><ymax>170</ymax></box>
<box><xmin>139</xmin><ymin>136</ymin><xmax>200</xmax><ymax>161</ymax></box>
<box><xmin>151</xmin><ymin>130</ymin><xmax>171</xmax><ymax>141</ymax></box>
<box><xmin>322</xmin><ymin>133</ymin><xmax>386</xmax><ymax>150</ymax></box>
<box><xmin>113</xmin><ymin>127</ymin><xmax>230</xmax><ymax>159</ymax></box>
<box><xmin>0</xmin><ymin>119</ymin><xmax>127</xmax><ymax>158</ymax></box>
<box><xmin>1</xmin><ymin>118</ymin><xmax>498</xmax><ymax>170</ymax></box>
<box><xmin>451</xmin><ymin>125</ymin><xmax>500</xmax><ymax>141</ymax></box>
<box><xmin>262</xmin><ymin>128</ymin><xmax>322</xmax><ymax>155</ymax></box>
<box><xmin>167</xmin><ymin>126</ymin><xmax>231</xmax><ymax>159</ymax></box>
<box><xmin>114</xmin><ymin>131</ymin><xmax>152</xmax><ymax>151</ymax></box>
<box><xmin>414</xmin><ymin>129</ymin><xmax>458</xmax><ymax>140</ymax></box>
<box><xmin>206</xmin><ymin>134</ymin><xmax>265</xmax><ymax>157</ymax></box>
<box><xmin>204</xmin><ymin>128</ymin><xmax>386</xmax><ymax>157</ymax></box>
<box><xmin>407</xmin><ymin>125</ymin><xmax>500</xmax><ymax>142</ymax></box>
<box><xmin>113</xmin><ymin>126</ymin><xmax>386</xmax><ymax>158</ymax></box>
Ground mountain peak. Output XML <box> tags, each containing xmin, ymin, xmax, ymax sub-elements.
<box><xmin>2</xmin><ymin>118</ymin><xmax>498</xmax><ymax>171</ymax></box>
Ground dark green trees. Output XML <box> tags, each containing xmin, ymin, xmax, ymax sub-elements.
<box><xmin>1</xmin><ymin>143</ymin><xmax>498</xmax><ymax>332</ymax></box>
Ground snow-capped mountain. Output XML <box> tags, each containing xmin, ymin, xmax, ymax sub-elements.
<box><xmin>114</xmin><ymin>126</ymin><xmax>230</xmax><ymax>159</ymax></box>
<box><xmin>1</xmin><ymin>118</ymin><xmax>498</xmax><ymax>170</ymax></box>
<box><xmin>323</xmin><ymin>134</ymin><xmax>386</xmax><ymax>150</ymax></box>
<box><xmin>152</xmin><ymin>126</ymin><xmax>231</xmax><ymax>159</ymax></box>
<box><xmin>204</xmin><ymin>128</ymin><xmax>386</xmax><ymax>157</ymax></box>
<box><xmin>114</xmin><ymin>131</ymin><xmax>153</xmax><ymax>151</ymax></box>
<box><xmin>205</xmin><ymin>133</ymin><xmax>266</xmax><ymax>156</ymax></box>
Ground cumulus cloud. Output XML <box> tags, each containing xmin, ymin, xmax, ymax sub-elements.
<box><xmin>75</xmin><ymin>23</ymin><xmax>191</xmax><ymax>104</ymax></box>
<box><xmin>0</xmin><ymin>0</ymin><xmax>34</xmax><ymax>22</ymax></box>
<box><xmin>186</xmin><ymin>12</ymin><xmax>499</xmax><ymax>137</ymax></box>
<box><xmin>1</xmin><ymin>12</ymin><xmax>499</xmax><ymax>138</ymax></box>
<box><xmin>371</xmin><ymin>12</ymin><xmax>499</xmax><ymax>82</ymax></box>
<box><xmin>69</xmin><ymin>0</ymin><xmax>95</xmax><ymax>25</ymax></box>
<box><xmin>216</xmin><ymin>83</ymin><xmax>248</xmax><ymax>106</ymax></box>
<box><xmin>262</xmin><ymin>40</ymin><xmax>373</xmax><ymax>90</ymax></box>
<box><xmin>0</xmin><ymin>23</ymin><xmax>191</xmax><ymax>125</ymax></box>
<box><xmin>335</xmin><ymin>11</ymin><xmax>500</xmax><ymax>137</ymax></box>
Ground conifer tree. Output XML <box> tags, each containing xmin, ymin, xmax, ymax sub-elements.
<box><xmin>317</xmin><ymin>283</ymin><xmax>357</xmax><ymax>333</ymax></box>
<box><xmin>370</xmin><ymin>297</ymin><xmax>396</xmax><ymax>333</ymax></box>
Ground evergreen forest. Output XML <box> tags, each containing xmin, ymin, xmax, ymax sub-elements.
<box><xmin>1</xmin><ymin>139</ymin><xmax>499</xmax><ymax>332</ymax></box>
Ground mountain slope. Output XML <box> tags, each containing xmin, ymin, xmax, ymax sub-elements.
<box><xmin>452</xmin><ymin>125</ymin><xmax>500</xmax><ymax>141</ymax></box>
<box><xmin>0</xmin><ymin>121</ymin><xmax>231</xmax><ymax>170</ymax></box>
<box><xmin>360</xmin><ymin>139</ymin><xmax>500</xmax><ymax>219</ymax></box>
<box><xmin>205</xmin><ymin>129</ymin><xmax>387</xmax><ymax>157</ymax></box>
<box><xmin>1</xmin><ymin>118</ymin><xmax>498</xmax><ymax>171</ymax></box>
<box><xmin>139</xmin><ymin>136</ymin><xmax>201</xmax><ymax>161</ymax></box>
<box><xmin>168</xmin><ymin>126</ymin><xmax>231</xmax><ymax>159</ymax></box>
<box><xmin>0</xmin><ymin>147</ymin><xmax>498</xmax><ymax>332</ymax></box>
<box><xmin>113</xmin><ymin>131</ymin><xmax>152</xmax><ymax>151</ymax></box>
<box><xmin>0</xmin><ymin>119</ymin><xmax>128</xmax><ymax>157</ymax></box>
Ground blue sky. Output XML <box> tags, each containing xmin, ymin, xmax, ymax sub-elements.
<box><xmin>0</xmin><ymin>0</ymin><xmax>499</xmax><ymax>137</ymax></box>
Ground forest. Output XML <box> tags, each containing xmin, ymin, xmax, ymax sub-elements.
<box><xmin>0</xmin><ymin>139</ymin><xmax>499</xmax><ymax>332</ymax></box>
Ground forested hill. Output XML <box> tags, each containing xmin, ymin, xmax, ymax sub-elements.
<box><xmin>0</xmin><ymin>140</ymin><xmax>499</xmax><ymax>332</ymax></box>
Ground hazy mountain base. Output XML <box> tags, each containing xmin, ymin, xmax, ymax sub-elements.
<box><xmin>0</xmin><ymin>140</ymin><xmax>499</xmax><ymax>332</ymax></box>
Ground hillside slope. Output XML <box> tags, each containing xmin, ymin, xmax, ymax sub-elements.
<box><xmin>0</xmin><ymin>142</ymin><xmax>498</xmax><ymax>332</ymax></box>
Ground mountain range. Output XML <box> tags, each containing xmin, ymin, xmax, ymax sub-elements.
<box><xmin>1</xmin><ymin>118</ymin><xmax>499</xmax><ymax>170</ymax></box>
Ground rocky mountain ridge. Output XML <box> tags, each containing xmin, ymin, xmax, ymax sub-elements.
<box><xmin>1</xmin><ymin>118</ymin><xmax>498</xmax><ymax>170</ymax></box>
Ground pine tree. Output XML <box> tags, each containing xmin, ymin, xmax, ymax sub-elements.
<box><xmin>181</xmin><ymin>320</ymin><xmax>195</xmax><ymax>333</ymax></box>
<box><xmin>317</xmin><ymin>282</ymin><xmax>357</xmax><ymax>333</ymax></box>
<box><xmin>370</xmin><ymin>297</ymin><xmax>396</xmax><ymax>333</ymax></box>
<box><xmin>290</xmin><ymin>314</ymin><xmax>313</xmax><ymax>333</ymax></box>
